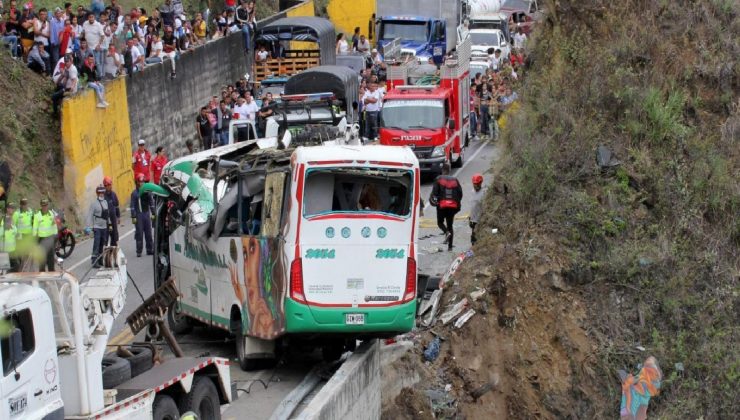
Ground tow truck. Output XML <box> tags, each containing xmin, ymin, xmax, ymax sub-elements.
<box><xmin>379</xmin><ymin>37</ymin><xmax>472</xmax><ymax>174</ymax></box>
<box><xmin>0</xmin><ymin>248</ymin><xmax>234</xmax><ymax>419</ymax></box>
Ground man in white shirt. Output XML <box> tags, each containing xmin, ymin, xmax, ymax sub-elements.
<box><xmin>513</xmin><ymin>27</ymin><xmax>527</xmax><ymax>50</ymax></box>
<box><xmin>104</xmin><ymin>44</ymin><xmax>123</xmax><ymax>79</ymax></box>
<box><xmin>362</xmin><ymin>82</ymin><xmax>382</xmax><ymax>141</ymax></box>
<box><xmin>232</xmin><ymin>96</ymin><xmax>249</xmax><ymax>120</ymax></box>
<box><xmin>242</xmin><ymin>93</ymin><xmax>260</xmax><ymax>122</ymax></box>
<box><xmin>51</xmin><ymin>54</ymin><xmax>78</xmax><ymax>115</ymax></box>
<box><xmin>82</xmin><ymin>13</ymin><xmax>105</xmax><ymax>79</ymax></box>
<box><xmin>356</xmin><ymin>34</ymin><xmax>370</xmax><ymax>55</ymax></box>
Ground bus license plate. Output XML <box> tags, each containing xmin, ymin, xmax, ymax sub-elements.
<box><xmin>345</xmin><ymin>313</ymin><xmax>365</xmax><ymax>325</ymax></box>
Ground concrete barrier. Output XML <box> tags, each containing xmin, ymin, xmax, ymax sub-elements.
<box><xmin>295</xmin><ymin>340</ymin><xmax>381</xmax><ymax>420</ymax></box>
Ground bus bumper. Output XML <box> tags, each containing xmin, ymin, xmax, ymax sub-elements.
<box><xmin>284</xmin><ymin>299</ymin><xmax>416</xmax><ymax>334</ymax></box>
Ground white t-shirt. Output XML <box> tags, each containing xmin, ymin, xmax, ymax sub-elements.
<box><xmin>357</xmin><ymin>39</ymin><xmax>370</xmax><ymax>53</ymax></box>
<box><xmin>104</xmin><ymin>52</ymin><xmax>122</xmax><ymax>75</ymax></box>
<box><xmin>232</xmin><ymin>103</ymin><xmax>249</xmax><ymax>120</ymax></box>
<box><xmin>338</xmin><ymin>39</ymin><xmax>349</xmax><ymax>54</ymax></box>
<box><xmin>256</xmin><ymin>49</ymin><xmax>268</xmax><ymax>61</ymax></box>
<box><xmin>513</xmin><ymin>32</ymin><xmax>527</xmax><ymax>49</ymax></box>
<box><xmin>83</xmin><ymin>20</ymin><xmax>105</xmax><ymax>49</ymax></box>
<box><xmin>362</xmin><ymin>89</ymin><xmax>382</xmax><ymax>112</ymax></box>
<box><xmin>242</xmin><ymin>101</ymin><xmax>260</xmax><ymax>121</ymax></box>
<box><xmin>150</xmin><ymin>41</ymin><xmax>163</xmax><ymax>57</ymax></box>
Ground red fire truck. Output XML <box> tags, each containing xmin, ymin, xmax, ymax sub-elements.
<box><xmin>379</xmin><ymin>37</ymin><xmax>471</xmax><ymax>174</ymax></box>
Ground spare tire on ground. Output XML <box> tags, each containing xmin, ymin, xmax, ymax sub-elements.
<box><xmin>102</xmin><ymin>354</ymin><xmax>132</xmax><ymax>389</ymax></box>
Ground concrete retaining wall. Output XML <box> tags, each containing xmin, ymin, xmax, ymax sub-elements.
<box><xmin>296</xmin><ymin>340</ymin><xmax>381</xmax><ymax>420</ymax></box>
<box><xmin>126</xmin><ymin>33</ymin><xmax>248</xmax><ymax>157</ymax></box>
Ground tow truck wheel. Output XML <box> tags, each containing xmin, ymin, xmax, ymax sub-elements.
<box><xmin>152</xmin><ymin>394</ymin><xmax>179</xmax><ymax>420</ymax></box>
<box><xmin>168</xmin><ymin>301</ymin><xmax>193</xmax><ymax>335</ymax></box>
<box><xmin>178</xmin><ymin>376</ymin><xmax>221</xmax><ymax>420</ymax></box>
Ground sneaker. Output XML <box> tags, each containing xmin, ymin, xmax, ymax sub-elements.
<box><xmin>443</xmin><ymin>232</ymin><xmax>451</xmax><ymax>244</ymax></box>
<box><xmin>97</xmin><ymin>102</ymin><xmax>108</xmax><ymax>108</ymax></box>
<box><xmin>103</xmin><ymin>101</ymin><xmax>110</xmax><ymax>106</ymax></box>
<box><xmin>146</xmin><ymin>251</ymin><xmax>154</xmax><ymax>255</ymax></box>
<box><xmin>136</xmin><ymin>252</ymin><xmax>142</xmax><ymax>257</ymax></box>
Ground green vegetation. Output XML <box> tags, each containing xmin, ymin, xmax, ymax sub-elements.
<box><xmin>488</xmin><ymin>0</ymin><xmax>739</xmax><ymax>416</ymax></box>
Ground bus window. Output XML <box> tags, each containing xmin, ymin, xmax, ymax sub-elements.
<box><xmin>303</xmin><ymin>168</ymin><xmax>413</xmax><ymax>218</ymax></box>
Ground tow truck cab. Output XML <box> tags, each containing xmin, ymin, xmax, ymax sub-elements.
<box><xmin>379</xmin><ymin>37</ymin><xmax>471</xmax><ymax>175</ymax></box>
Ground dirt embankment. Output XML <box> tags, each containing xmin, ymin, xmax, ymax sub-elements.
<box><xmin>383</xmin><ymin>0</ymin><xmax>738</xmax><ymax>418</ymax></box>
<box><xmin>0</xmin><ymin>54</ymin><xmax>67</xmax><ymax>212</ymax></box>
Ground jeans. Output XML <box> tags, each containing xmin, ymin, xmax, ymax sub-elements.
<box><xmin>241</xmin><ymin>24</ymin><xmax>251</xmax><ymax>51</ymax></box>
<box><xmin>51</xmin><ymin>87</ymin><xmax>66</xmax><ymax>115</ymax></box>
<box><xmin>91</xmin><ymin>227</ymin><xmax>109</xmax><ymax>265</ymax></box>
<box><xmin>470</xmin><ymin>111</ymin><xmax>477</xmax><ymax>137</ymax></box>
<box><xmin>364</xmin><ymin>111</ymin><xmax>379</xmax><ymax>140</ymax></box>
<box><xmin>2</xmin><ymin>35</ymin><xmax>18</xmax><ymax>57</ymax></box>
<box><xmin>218</xmin><ymin>130</ymin><xmax>229</xmax><ymax>146</ymax></box>
<box><xmin>145</xmin><ymin>56</ymin><xmax>162</xmax><ymax>65</ymax></box>
<box><xmin>436</xmin><ymin>207</ymin><xmax>458</xmax><ymax>250</ymax></box>
<box><xmin>480</xmin><ymin>105</ymin><xmax>490</xmax><ymax>136</ymax></box>
<box><xmin>88</xmin><ymin>81</ymin><xmax>106</xmax><ymax>104</ymax></box>
<box><xmin>93</xmin><ymin>49</ymin><xmax>105</xmax><ymax>79</ymax></box>
<box><xmin>470</xmin><ymin>221</ymin><xmax>478</xmax><ymax>244</ymax></box>
<box><xmin>50</xmin><ymin>43</ymin><xmax>60</xmax><ymax>71</ymax></box>
<box><xmin>134</xmin><ymin>214</ymin><xmax>153</xmax><ymax>255</ymax></box>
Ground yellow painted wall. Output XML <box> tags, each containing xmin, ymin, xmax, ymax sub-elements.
<box><xmin>327</xmin><ymin>0</ymin><xmax>376</xmax><ymax>42</ymax></box>
<box><xmin>286</xmin><ymin>0</ymin><xmax>317</xmax><ymax>51</ymax></box>
<box><xmin>61</xmin><ymin>78</ymin><xmax>135</xmax><ymax>218</ymax></box>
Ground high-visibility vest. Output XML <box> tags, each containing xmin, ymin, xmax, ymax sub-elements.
<box><xmin>0</xmin><ymin>221</ymin><xmax>16</xmax><ymax>253</ymax></box>
<box><xmin>13</xmin><ymin>209</ymin><xmax>34</xmax><ymax>235</ymax></box>
<box><xmin>33</xmin><ymin>211</ymin><xmax>56</xmax><ymax>238</ymax></box>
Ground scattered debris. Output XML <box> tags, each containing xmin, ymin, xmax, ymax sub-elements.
<box><xmin>475</xmin><ymin>267</ymin><xmax>493</xmax><ymax>278</ymax></box>
<box><xmin>674</xmin><ymin>362</ymin><xmax>684</xmax><ymax>374</ymax></box>
<box><xmin>491</xmin><ymin>228</ymin><xmax>499</xmax><ymax>234</ymax></box>
<box><xmin>440</xmin><ymin>298</ymin><xmax>468</xmax><ymax>325</ymax></box>
<box><xmin>444</xmin><ymin>384</ymin><xmax>452</xmax><ymax>392</ymax></box>
<box><xmin>596</xmin><ymin>144</ymin><xmax>621</xmax><ymax>169</ymax></box>
<box><xmin>620</xmin><ymin>356</ymin><xmax>662</xmax><ymax>419</ymax></box>
<box><xmin>441</xmin><ymin>251</ymin><xmax>473</xmax><ymax>287</ymax></box>
<box><xmin>470</xmin><ymin>375</ymin><xmax>500</xmax><ymax>400</ymax></box>
<box><xmin>453</xmin><ymin>309</ymin><xmax>476</xmax><ymax>328</ymax></box>
<box><xmin>423</xmin><ymin>337</ymin><xmax>441</xmax><ymax>362</ymax></box>
<box><xmin>470</xmin><ymin>288</ymin><xmax>486</xmax><ymax>301</ymax></box>
<box><xmin>635</xmin><ymin>345</ymin><xmax>646</xmax><ymax>352</ymax></box>
<box><xmin>547</xmin><ymin>270</ymin><xmax>570</xmax><ymax>292</ymax></box>
<box><xmin>422</xmin><ymin>289</ymin><xmax>443</xmax><ymax>326</ymax></box>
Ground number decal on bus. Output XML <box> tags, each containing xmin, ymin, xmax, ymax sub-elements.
<box><xmin>375</xmin><ymin>249</ymin><xmax>405</xmax><ymax>259</ymax></box>
<box><xmin>305</xmin><ymin>249</ymin><xmax>336</xmax><ymax>259</ymax></box>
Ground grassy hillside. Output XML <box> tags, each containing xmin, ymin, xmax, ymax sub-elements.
<box><xmin>485</xmin><ymin>0</ymin><xmax>739</xmax><ymax>416</ymax></box>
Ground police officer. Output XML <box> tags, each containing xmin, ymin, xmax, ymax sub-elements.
<box><xmin>13</xmin><ymin>197</ymin><xmax>34</xmax><ymax>268</ymax></box>
<box><xmin>86</xmin><ymin>185</ymin><xmax>111</xmax><ymax>268</ymax></box>
<box><xmin>103</xmin><ymin>176</ymin><xmax>121</xmax><ymax>246</ymax></box>
<box><xmin>0</xmin><ymin>202</ymin><xmax>19</xmax><ymax>272</ymax></box>
<box><xmin>33</xmin><ymin>198</ymin><xmax>57</xmax><ymax>272</ymax></box>
<box><xmin>130</xmin><ymin>173</ymin><xmax>154</xmax><ymax>257</ymax></box>
<box><xmin>429</xmin><ymin>163</ymin><xmax>463</xmax><ymax>251</ymax></box>
<box><xmin>469</xmin><ymin>174</ymin><xmax>484</xmax><ymax>245</ymax></box>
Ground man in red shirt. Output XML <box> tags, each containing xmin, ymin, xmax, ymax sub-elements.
<box><xmin>132</xmin><ymin>139</ymin><xmax>152</xmax><ymax>182</ymax></box>
<box><xmin>151</xmin><ymin>146</ymin><xmax>168</xmax><ymax>184</ymax></box>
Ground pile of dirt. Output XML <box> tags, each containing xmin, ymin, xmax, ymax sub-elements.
<box><xmin>0</xmin><ymin>54</ymin><xmax>66</xmax><ymax>211</ymax></box>
<box><xmin>383</xmin><ymin>0</ymin><xmax>738</xmax><ymax>418</ymax></box>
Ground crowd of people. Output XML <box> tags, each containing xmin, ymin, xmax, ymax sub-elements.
<box><xmin>0</xmin><ymin>0</ymin><xmax>260</xmax><ymax>114</ymax></box>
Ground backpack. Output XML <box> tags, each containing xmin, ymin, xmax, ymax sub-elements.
<box><xmin>436</xmin><ymin>176</ymin><xmax>461</xmax><ymax>210</ymax></box>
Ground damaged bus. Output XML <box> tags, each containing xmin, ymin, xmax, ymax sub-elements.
<box><xmin>144</xmin><ymin>141</ymin><xmax>420</xmax><ymax>368</ymax></box>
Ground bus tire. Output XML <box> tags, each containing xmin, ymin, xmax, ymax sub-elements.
<box><xmin>168</xmin><ymin>301</ymin><xmax>193</xmax><ymax>335</ymax></box>
<box><xmin>152</xmin><ymin>394</ymin><xmax>180</xmax><ymax>420</ymax></box>
<box><xmin>178</xmin><ymin>376</ymin><xmax>221</xmax><ymax>420</ymax></box>
<box><xmin>453</xmin><ymin>146</ymin><xmax>464</xmax><ymax>168</ymax></box>
<box><xmin>235</xmin><ymin>325</ymin><xmax>277</xmax><ymax>371</ymax></box>
<box><xmin>101</xmin><ymin>355</ymin><xmax>131</xmax><ymax>389</ymax></box>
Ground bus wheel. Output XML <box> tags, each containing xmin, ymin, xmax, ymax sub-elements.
<box><xmin>453</xmin><ymin>146</ymin><xmax>464</xmax><ymax>168</ymax></box>
<box><xmin>235</xmin><ymin>322</ymin><xmax>276</xmax><ymax>371</ymax></box>
<box><xmin>167</xmin><ymin>301</ymin><xmax>193</xmax><ymax>335</ymax></box>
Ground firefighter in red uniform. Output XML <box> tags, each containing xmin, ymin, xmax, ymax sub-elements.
<box><xmin>429</xmin><ymin>163</ymin><xmax>463</xmax><ymax>251</ymax></box>
<box><xmin>132</xmin><ymin>139</ymin><xmax>152</xmax><ymax>182</ymax></box>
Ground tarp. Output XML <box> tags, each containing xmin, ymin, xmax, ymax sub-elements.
<box><xmin>256</xmin><ymin>16</ymin><xmax>336</xmax><ymax>65</ymax></box>
<box><xmin>284</xmin><ymin>65</ymin><xmax>360</xmax><ymax>122</ymax></box>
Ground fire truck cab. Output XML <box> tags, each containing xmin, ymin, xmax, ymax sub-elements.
<box><xmin>379</xmin><ymin>37</ymin><xmax>471</xmax><ymax>175</ymax></box>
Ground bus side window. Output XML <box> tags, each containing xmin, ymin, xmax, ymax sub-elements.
<box><xmin>261</xmin><ymin>172</ymin><xmax>287</xmax><ymax>237</ymax></box>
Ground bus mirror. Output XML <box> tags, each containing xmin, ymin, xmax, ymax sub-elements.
<box><xmin>447</xmin><ymin>118</ymin><xmax>455</xmax><ymax>130</ymax></box>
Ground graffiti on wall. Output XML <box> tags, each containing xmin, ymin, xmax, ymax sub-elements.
<box><xmin>61</xmin><ymin>78</ymin><xmax>134</xmax><ymax>215</ymax></box>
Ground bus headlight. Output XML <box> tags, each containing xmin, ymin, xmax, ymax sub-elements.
<box><xmin>431</xmin><ymin>146</ymin><xmax>446</xmax><ymax>158</ymax></box>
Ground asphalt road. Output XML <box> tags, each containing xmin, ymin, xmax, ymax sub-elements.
<box><xmin>56</xmin><ymin>137</ymin><xmax>500</xmax><ymax>418</ymax></box>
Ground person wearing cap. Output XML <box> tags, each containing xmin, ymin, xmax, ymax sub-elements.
<box><xmin>370</xmin><ymin>48</ymin><xmax>382</xmax><ymax>65</ymax></box>
<box><xmin>469</xmin><ymin>174</ymin><xmax>484</xmax><ymax>245</ymax></box>
<box><xmin>102</xmin><ymin>176</ymin><xmax>121</xmax><ymax>246</ymax></box>
<box><xmin>86</xmin><ymin>185</ymin><xmax>110</xmax><ymax>267</ymax></box>
<box><xmin>0</xmin><ymin>203</ymin><xmax>19</xmax><ymax>272</ymax></box>
<box><xmin>132</xmin><ymin>139</ymin><xmax>152</xmax><ymax>182</ymax></box>
<box><xmin>33</xmin><ymin>198</ymin><xmax>57</xmax><ymax>271</ymax></box>
<box><xmin>130</xmin><ymin>173</ymin><xmax>154</xmax><ymax>257</ymax></box>
<box><xmin>12</xmin><ymin>198</ymin><xmax>34</xmax><ymax>267</ymax></box>
<box><xmin>429</xmin><ymin>163</ymin><xmax>463</xmax><ymax>251</ymax></box>
<box><xmin>19</xmin><ymin>3</ymin><xmax>35</xmax><ymax>58</ymax></box>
